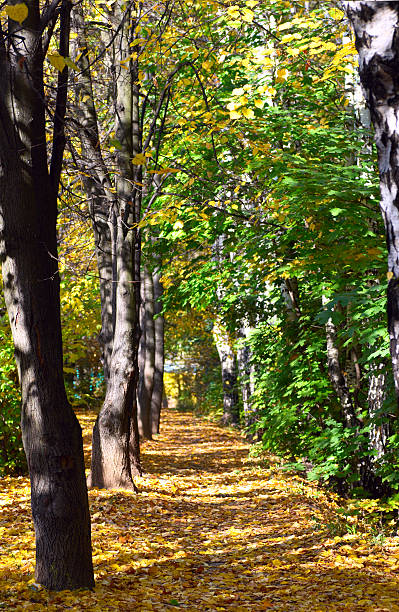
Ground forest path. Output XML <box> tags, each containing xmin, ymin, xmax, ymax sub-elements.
<box><xmin>1</xmin><ymin>408</ymin><xmax>399</xmax><ymax>611</ymax></box>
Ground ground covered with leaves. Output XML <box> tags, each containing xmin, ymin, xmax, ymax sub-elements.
<box><xmin>1</xmin><ymin>409</ymin><xmax>399</xmax><ymax>610</ymax></box>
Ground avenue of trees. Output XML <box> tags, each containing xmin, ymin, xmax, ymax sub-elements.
<box><xmin>1</xmin><ymin>0</ymin><xmax>399</xmax><ymax>592</ymax></box>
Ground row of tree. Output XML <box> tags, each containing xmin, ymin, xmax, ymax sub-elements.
<box><xmin>1</xmin><ymin>0</ymin><xmax>399</xmax><ymax>593</ymax></box>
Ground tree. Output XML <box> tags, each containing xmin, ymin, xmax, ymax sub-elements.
<box><xmin>150</xmin><ymin>0</ymin><xmax>398</xmax><ymax>495</ymax></box>
<box><xmin>0</xmin><ymin>0</ymin><xmax>94</xmax><ymax>589</ymax></box>
<box><xmin>343</xmin><ymin>1</ymin><xmax>399</xmax><ymax>405</ymax></box>
<box><xmin>70</xmin><ymin>0</ymin><xmax>143</xmax><ymax>488</ymax></box>
<box><xmin>151</xmin><ymin>269</ymin><xmax>165</xmax><ymax>434</ymax></box>
<box><xmin>87</xmin><ymin>0</ymin><xmax>142</xmax><ymax>489</ymax></box>
<box><xmin>137</xmin><ymin>265</ymin><xmax>155</xmax><ymax>439</ymax></box>
<box><xmin>70</xmin><ymin>0</ymin><xmax>184</xmax><ymax>482</ymax></box>
<box><xmin>212</xmin><ymin>316</ymin><xmax>240</xmax><ymax>426</ymax></box>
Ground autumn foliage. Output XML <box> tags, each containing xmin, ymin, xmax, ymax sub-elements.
<box><xmin>0</xmin><ymin>408</ymin><xmax>399</xmax><ymax>610</ymax></box>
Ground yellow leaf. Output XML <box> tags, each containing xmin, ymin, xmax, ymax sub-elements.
<box><xmin>4</xmin><ymin>3</ymin><xmax>28</xmax><ymax>24</ymax></box>
<box><xmin>242</xmin><ymin>8</ymin><xmax>254</xmax><ymax>22</ymax></box>
<box><xmin>155</xmin><ymin>167</ymin><xmax>180</xmax><ymax>174</ymax></box>
<box><xmin>258</xmin><ymin>601</ymin><xmax>273</xmax><ymax>610</ymax></box>
<box><xmin>276</xmin><ymin>68</ymin><xmax>288</xmax><ymax>83</ymax></box>
<box><xmin>64</xmin><ymin>56</ymin><xmax>78</xmax><ymax>71</ymax></box>
<box><xmin>242</xmin><ymin>107</ymin><xmax>255</xmax><ymax>119</ymax></box>
<box><xmin>229</xmin><ymin>109</ymin><xmax>241</xmax><ymax>120</ymax></box>
<box><xmin>324</xmin><ymin>42</ymin><xmax>337</xmax><ymax>52</ymax></box>
<box><xmin>227</xmin><ymin>5</ymin><xmax>240</xmax><ymax>17</ymax></box>
<box><xmin>131</xmin><ymin>153</ymin><xmax>147</xmax><ymax>165</ymax></box>
<box><xmin>329</xmin><ymin>7</ymin><xmax>344</xmax><ymax>20</ymax></box>
<box><xmin>48</xmin><ymin>53</ymin><xmax>66</xmax><ymax>73</ymax></box>
<box><xmin>246</xmin><ymin>0</ymin><xmax>258</xmax><ymax>6</ymax></box>
<box><xmin>278</xmin><ymin>21</ymin><xmax>292</xmax><ymax>32</ymax></box>
<box><xmin>387</xmin><ymin>271</ymin><xmax>394</xmax><ymax>281</ymax></box>
<box><xmin>129</xmin><ymin>38</ymin><xmax>147</xmax><ymax>46</ymax></box>
<box><xmin>254</xmin><ymin>99</ymin><xmax>265</xmax><ymax>109</ymax></box>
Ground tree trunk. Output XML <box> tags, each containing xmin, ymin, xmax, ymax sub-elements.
<box><xmin>237</xmin><ymin>324</ymin><xmax>256</xmax><ymax>429</ymax></box>
<box><xmin>343</xmin><ymin>1</ymin><xmax>399</xmax><ymax>405</ymax></box>
<box><xmin>368</xmin><ymin>363</ymin><xmax>390</xmax><ymax>460</ymax></box>
<box><xmin>281</xmin><ymin>277</ymin><xmax>301</xmax><ymax>322</ymax></box>
<box><xmin>151</xmin><ymin>271</ymin><xmax>164</xmax><ymax>435</ymax></box>
<box><xmin>0</xmin><ymin>1</ymin><xmax>94</xmax><ymax>589</ymax></box>
<box><xmin>365</xmin><ymin>361</ymin><xmax>391</xmax><ymax>496</ymax></box>
<box><xmin>322</xmin><ymin>297</ymin><xmax>359</xmax><ymax>428</ymax></box>
<box><xmin>137</xmin><ymin>266</ymin><xmax>155</xmax><ymax>439</ymax></box>
<box><xmin>88</xmin><ymin>1</ymin><xmax>142</xmax><ymax>487</ymax></box>
<box><xmin>71</xmin><ymin>5</ymin><xmax>116</xmax><ymax>383</ymax></box>
<box><xmin>163</xmin><ymin>386</ymin><xmax>169</xmax><ymax>410</ymax></box>
<box><xmin>213</xmin><ymin>316</ymin><xmax>240</xmax><ymax>426</ymax></box>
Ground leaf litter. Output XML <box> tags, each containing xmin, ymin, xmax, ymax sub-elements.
<box><xmin>1</xmin><ymin>408</ymin><xmax>399</xmax><ymax>610</ymax></box>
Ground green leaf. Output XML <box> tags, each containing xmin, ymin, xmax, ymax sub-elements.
<box><xmin>330</xmin><ymin>207</ymin><xmax>344</xmax><ymax>217</ymax></box>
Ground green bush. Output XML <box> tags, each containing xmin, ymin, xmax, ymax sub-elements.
<box><xmin>0</xmin><ymin>330</ymin><xmax>26</xmax><ymax>475</ymax></box>
<box><xmin>247</xmin><ymin>283</ymin><xmax>395</xmax><ymax>497</ymax></box>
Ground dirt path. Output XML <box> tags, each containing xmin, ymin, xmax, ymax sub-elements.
<box><xmin>1</xmin><ymin>408</ymin><xmax>399</xmax><ymax>610</ymax></box>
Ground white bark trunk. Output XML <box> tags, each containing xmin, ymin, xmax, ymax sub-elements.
<box><xmin>343</xmin><ymin>2</ymin><xmax>399</xmax><ymax>400</ymax></box>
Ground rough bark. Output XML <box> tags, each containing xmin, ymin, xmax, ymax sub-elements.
<box><xmin>343</xmin><ymin>1</ymin><xmax>399</xmax><ymax>404</ymax></box>
<box><xmin>151</xmin><ymin>271</ymin><xmax>164</xmax><ymax>435</ymax></box>
<box><xmin>137</xmin><ymin>266</ymin><xmax>155</xmax><ymax>439</ymax></box>
<box><xmin>71</xmin><ymin>6</ymin><xmax>116</xmax><ymax>382</ymax></box>
<box><xmin>322</xmin><ymin>298</ymin><xmax>386</xmax><ymax>493</ymax></box>
<box><xmin>88</xmin><ymin>1</ymin><xmax>142</xmax><ymax>487</ymax></box>
<box><xmin>212</xmin><ymin>317</ymin><xmax>240</xmax><ymax>426</ymax></box>
<box><xmin>0</xmin><ymin>1</ymin><xmax>94</xmax><ymax>589</ymax></box>
<box><xmin>281</xmin><ymin>277</ymin><xmax>301</xmax><ymax>323</ymax></box>
<box><xmin>323</xmin><ymin>301</ymin><xmax>359</xmax><ymax>428</ymax></box>
<box><xmin>162</xmin><ymin>386</ymin><xmax>169</xmax><ymax>410</ymax></box>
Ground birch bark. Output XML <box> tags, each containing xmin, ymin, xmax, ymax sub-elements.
<box><xmin>343</xmin><ymin>1</ymin><xmax>399</xmax><ymax>403</ymax></box>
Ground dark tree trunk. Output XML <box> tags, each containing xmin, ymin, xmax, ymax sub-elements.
<box><xmin>137</xmin><ymin>266</ymin><xmax>155</xmax><ymax>439</ymax></box>
<box><xmin>343</xmin><ymin>1</ymin><xmax>399</xmax><ymax>406</ymax></box>
<box><xmin>89</xmin><ymin>214</ymin><xmax>139</xmax><ymax>487</ymax></box>
<box><xmin>0</xmin><ymin>1</ymin><xmax>93</xmax><ymax>589</ymax></box>
<box><xmin>281</xmin><ymin>277</ymin><xmax>301</xmax><ymax>322</ymax></box>
<box><xmin>213</xmin><ymin>317</ymin><xmax>240</xmax><ymax>426</ymax></box>
<box><xmin>71</xmin><ymin>5</ymin><xmax>116</xmax><ymax>383</ymax></box>
<box><xmin>88</xmin><ymin>1</ymin><xmax>142</xmax><ymax>487</ymax></box>
<box><xmin>151</xmin><ymin>271</ymin><xmax>164</xmax><ymax>435</ymax></box>
<box><xmin>163</xmin><ymin>386</ymin><xmax>169</xmax><ymax>410</ymax></box>
<box><xmin>323</xmin><ymin>305</ymin><xmax>359</xmax><ymax>429</ymax></box>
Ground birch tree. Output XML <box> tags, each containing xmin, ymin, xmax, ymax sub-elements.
<box><xmin>343</xmin><ymin>1</ymin><xmax>399</xmax><ymax>404</ymax></box>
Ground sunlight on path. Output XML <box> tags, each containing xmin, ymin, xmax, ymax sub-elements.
<box><xmin>1</xmin><ymin>408</ymin><xmax>399</xmax><ymax>610</ymax></box>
